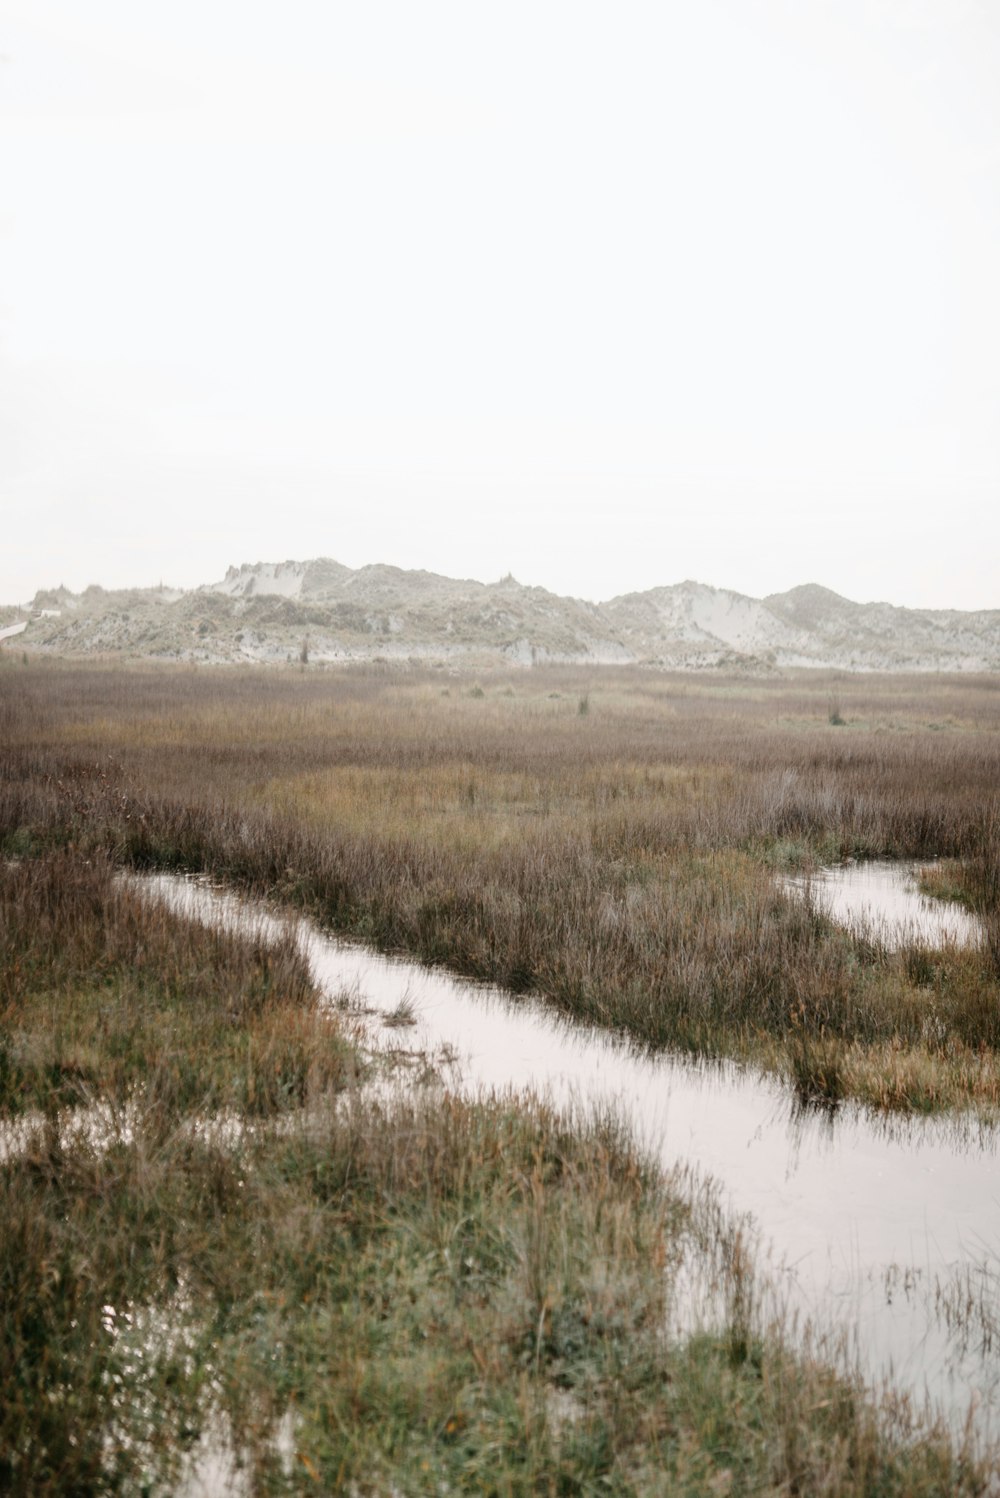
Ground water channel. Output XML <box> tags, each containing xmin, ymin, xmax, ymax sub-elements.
<box><xmin>147</xmin><ymin>870</ymin><xmax>1000</xmax><ymax>1452</ymax></box>
<box><xmin>783</xmin><ymin>859</ymin><xmax>983</xmax><ymax>949</ymax></box>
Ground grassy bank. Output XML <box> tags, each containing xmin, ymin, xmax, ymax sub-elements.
<box><xmin>1</xmin><ymin>851</ymin><xmax>987</xmax><ymax>1494</ymax></box>
<box><xmin>2</xmin><ymin>659</ymin><xmax>999</xmax><ymax>1114</ymax></box>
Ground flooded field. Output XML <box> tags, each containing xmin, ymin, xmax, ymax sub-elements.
<box><xmin>149</xmin><ymin>873</ymin><xmax>1000</xmax><ymax>1448</ymax></box>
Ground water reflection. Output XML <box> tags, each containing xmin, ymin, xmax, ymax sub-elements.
<box><xmin>783</xmin><ymin>860</ymin><xmax>981</xmax><ymax>948</ymax></box>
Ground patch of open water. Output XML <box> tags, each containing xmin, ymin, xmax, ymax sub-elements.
<box><xmin>783</xmin><ymin>860</ymin><xmax>982</xmax><ymax>948</ymax></box>
<box><xmin>143</xmin><ymin>873</ymin><xmax>1000</xmax><ymax>1450</ymax></box>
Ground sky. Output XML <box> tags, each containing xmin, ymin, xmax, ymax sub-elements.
<box><xmin>2</xmin><ymin>0</ymin><xmax>999</xmax><ymax>610</ymax></box>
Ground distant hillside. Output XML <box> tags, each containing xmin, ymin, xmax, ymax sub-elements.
<box><xmin>4</xmin><ymin>560</ymin><xmax>999</xmax><ymax>672</ymax></box>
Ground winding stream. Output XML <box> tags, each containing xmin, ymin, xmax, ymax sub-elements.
<box><xmin>147</xmin><ymin>872</ymin><xmax>1000</xmax><ymax>1451</ymax></box>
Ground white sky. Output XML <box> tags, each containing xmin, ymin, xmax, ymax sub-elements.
<box><xmin>2</xmin><ymin>0</ymin><xmax>999</xmax><ymax>609</ymax></box>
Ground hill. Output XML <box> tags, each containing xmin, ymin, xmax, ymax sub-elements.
<box><xmin>4</xmin><ymin>561</ymin><xmax>998</xmax><ymax>672</ymax></box>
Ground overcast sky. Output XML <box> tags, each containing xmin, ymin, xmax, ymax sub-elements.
<box><xmin>2</xmin><ymin>0</ymin><xmax>999</xmax><ymax>609</ymax></box>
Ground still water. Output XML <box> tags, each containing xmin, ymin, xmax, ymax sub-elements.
<box><xmin>783</xmin><ymin>860</ymin><xmax>982</xmax><ymax>948</ymax></box>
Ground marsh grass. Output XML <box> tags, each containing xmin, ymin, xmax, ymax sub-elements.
<box><xmin>1</xmin><ymin>850</ymin><xmax>990</xmax><ymax>1494</ymax></box>
<box><xmin>917</xmin><ymin>860</ymin><xmax>971</xmax><ymax>906</ymax></box>
<box><xmin>2</xmin><ymin>661</ymin><xmax>1000</xmax><ymax>1113</ymax></box>
<box><xmin>917</xmin><ymin>844</ymin><xmax>1000</xmax><ymax>983</ymax></box>
<box><xmin>6</xmin><ymin>1091</ymin><xmax>983</xmax><ymax>1495</ymax></box>
<box><xmin>0</xmin><ymin>854</ymin><xmax>354</xmax><ymax>1119</ymax></box>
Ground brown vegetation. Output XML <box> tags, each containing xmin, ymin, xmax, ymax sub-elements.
<box><xmin>2</xmin><ymin>659</ymin><xmax>999</xmax><ymax>1113</ymax></box>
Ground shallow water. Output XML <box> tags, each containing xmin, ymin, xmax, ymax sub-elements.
<box><xmin>145</xmin><ymin>874</ymin><xmax>1000</xmax><ymax>1448</ymax></box>
<box><xmin>784</xmin><ymin>860</ymin><xmax>982</xmax><ymax>948</ymax></box>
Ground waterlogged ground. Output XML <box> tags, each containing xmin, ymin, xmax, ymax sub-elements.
<box><xmin>784</xmin><ymin>860</ymin><xmax>983</xmax><ymax>949</ymax></box>
<box><xmin>149</xmin><ymin>872</ymin><xmax>1000</xmax><ymax>1450</ymax></box>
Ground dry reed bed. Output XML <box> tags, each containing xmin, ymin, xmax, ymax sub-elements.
<box><xmin>2</xmin><ymin>658</ymin><xmax>1000</xmax><ymax>1112</ymax></box>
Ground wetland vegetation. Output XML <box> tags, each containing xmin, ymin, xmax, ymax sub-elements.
<box><xmin>2</xmin><ymin>658</ymin><xmax>1000</xmax><ymax>1491</ymax></box>
<box><xmin>2</xmin><ymin>659</ymin><xmax>999</xmax><ymax>1115</ymax></box>
<box><xmin>0</xmin><ymin>849</ymin><xmax>989</xmax><ymax>1494</ymax></box>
